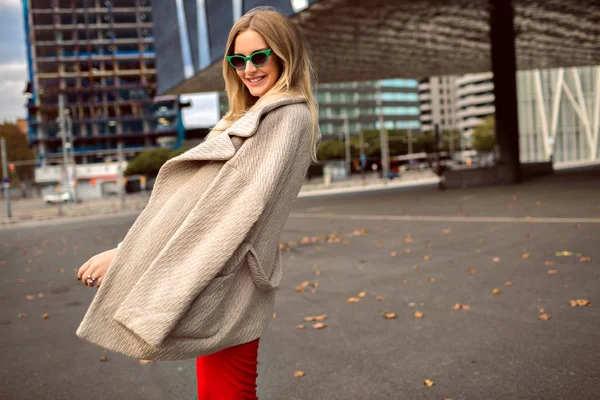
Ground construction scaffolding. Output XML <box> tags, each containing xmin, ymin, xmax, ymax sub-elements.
<box><xmin>23</xmin><ymin>0</ymin><xmax>186</xmax><ymax>198</ymax></box>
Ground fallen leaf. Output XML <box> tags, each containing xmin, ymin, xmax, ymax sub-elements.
<box><xmin>384</xmin><ymin>312</ymin><xmax>397</xmax><ymax>319</ymax></box>
<box><xmin>99</xmin><ymin>356</ymin><xmax>108</xmax><ymax>362</ymax></box>
<box><xmin>462</xmin><ymin>305</ymin><xmax>471</xmax><ymax>310</ymax></box>
<box><xmin>545</xmin><ymin>261</ymin><xmax>556</xmax><ymax>266</ymax></box>
<box><xmin>315</xmin><ymin>270</ymin><xmax>321</xmax><ymax>276</ymax></box>
<box><xmin>424</xmin><ymin>255</ymin><xmax>431</xmax><ymax>261</ymax></box>
<box><xmin>413</xmin><ymin>311</ymin><xmax>424</xmax><ymax>319</ymax></box>
<box><xmin>273</xmin><ymin>313</ymin><xmax>277</xmax><ymax>319</ymax></box>
<box><xmin>294</xmin><ymin>371</ymin><xmax>305</xmax><ymax>377</ymax></box>
<box><xmin>423</xmin><ymin>379</ymin><xmax>435</xmax><ymax>387</ymax></box>
<box><xmin>58</xmin><ymin>268</ymin><xmax>65</xmax><ymax>273</ymax></box>
<box><xmin>41</xmin><ymin>313</ymin><xmax>49</xmax><ymax>319</ymax></box>
<box><xmin>138</xmin><ymin>360</ymin><xmax>152</xmax><ymax>364</ymax></box>
<box><xmin>412</xmin><ymin>265</ymin><xmax>418</xmax><ymax>270</ymax></box>
<box><xmin>37</xmin><ymin>292</ymin><xmax>44</xmax><ymax>298</ymax></box>
<box><xmin>296</xmin><ymin>324</ymin><xmax>305</xmax><ymax>329</ymax></box>
<box><xmin>579</xmin><ymin>256</ymin><xmax>592</xmax><ymax>262</ymax></box>
<box><xmin>26</xmin><ymin>295</ymin><xmax>35</xmax><ymax>300</ymax></box>
<box><xmin>469</xmin><ymin>268</ymin><xmax>477</xmax><ymax>274</ymax></box>
<box><xmin>403</xmin><ymin>236</ymin><xmax>413</xmax><ymax>244</ymax></box>
<box><xmin>295</xmin><ymin>286</ymin><xmax>305</xmax><ymax>292</ymax></box>
<box><xmin>404</xmin><ymin>248</ymin><xmax>411</xmax><ymax>254</ymax></box>
<box><xmin>453</xmin><ymin>303</ymin><xmax>470</xmax><ymax>310</ymax></box>
<box><xmin>547</xmin><ymin>269</ymin><xmax>558</xmax><ymax>275</ymax></box>
<box><xmin>493</xmin><ymin>257</ymin><xmax>500</xmax><ymax>263</ymax></box>
<box><xmin>555</xmin><ymin>251</ymin><xmax>573</xmax><ymax>256</ymax></box>
<box><xmin>314</xmin><ymin>314</ymin><xmax>328</xmax><ymax>321</ymax></box>
<box><xmin>490</xmin><ymin>227</ymin><xmax>497</xmax><ymax>232</ymax></box>
<box><xmin>403</xmin><ymin>280</ymin><xmax>408</xmax><ymax>285</ymax></box>
<box><xmin>17</xmin><ymin>313</ymin><xmax>26</xmax><ymax>318</ymax></box>
<box><xmin>576</xmin><ymin>299</ymin><xmax>591</xmax><ymax>307</ymax></box>
<box><xmin>312</xmin><ymin>322</ymin><xmax>326</xmax><ymax>329</ymax></box>
<box><xmin>443</xmin><ymin>228</ymin><xmax>452</xmax><ymax>234</ymax></box>
<box><xmin>492</xmin><ymin>289</ymin><xmax>502</xmax><ymax>295</ymax></box>
<box><xmin>376</xmin><ymin>296</ymin><xmax>384</xmax><ymax>301</ymax></box>
<box><xmin>536</xmin><ymin>201</ymin><xmax>541</xmax><ymax>206</ymax></box>
<box><xmin>521</xmin><ymin>253</ymin><xmax>531</xmax><ymax>259</ymax></box>
<box><xmin>347</xmin><ymin>297</ymin><xmax>360</xmax><ymax>303</ymax></box>
<box><xmin>505</xmin><ymin>282</ymin><xmax>513</xmax><ymax>287</ymax></box>
<box><xmin>358</xmin><ymin>292</ymin><xmax>366</xmax><ymax>298</ymax></box>
<box><xmin>538</xmin><ymin>313</ymin><xmax>550</xmax><ymax>320</ymax></box>
<box><xmin>390</xmin><ymin>252</ymin><xmax>398</xmax><ymax>257</ymax></box>
<box><xmin>428</xmin><ymin>277</ymin><xmax>435</xmax><ymax>283</ymax></box>
<box><xmin>512</xmin><ymin>195</ymin><xmax>519</xmax><ymax>201</ymax></box>
<box><xmin>311</xmin><ymin>288</ymin><xmax>317</xmax><ymax>294</ymax></box>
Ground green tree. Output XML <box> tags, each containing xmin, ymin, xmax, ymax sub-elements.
<box><xmin>124</xmin><ymin>147</ymin><xmax>188</xmax><ymax>177</ymax></box>
<box><xmin>317</xmin><ymin>140</ymin><xmax>346</xmax><ymax>160</ymax></box>
<box><xmin>0</xmin><ymin>122</ymin><xmax>35</xmax><ymax>186</ymax></box>
<box><xmin>471</xmin><ymin>116</ymin><xmax>496</xmax><ymax>152</ymax></box>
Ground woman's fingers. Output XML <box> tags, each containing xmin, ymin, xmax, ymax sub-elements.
<box><xmin>95</xmin><ymin>276</ymin><xmax>103</xmax><ymax>288</ymax></box>
<box><xmin>83</xmin><ymin>263</ymin><xmax>100</xmax><ymax>287</ymax></box>
<box><xmin>77</xmin><ymin>259</ymin><xmax>92</xmax><ymax>282</ymax></box>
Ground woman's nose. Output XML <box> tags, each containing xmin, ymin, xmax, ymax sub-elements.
<box><xmin>244</xmin><ymin>61</ymin><xmax>258</xmax><ymax>74</ymax></box>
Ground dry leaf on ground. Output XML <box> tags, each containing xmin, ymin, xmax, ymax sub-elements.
<box><xmin>521</xmin><ymin>253</ymin><xmax>531</xmax><ymax>259</ymax></box>
<box><xmin>347</xmin><ymin>297</ymin><xmax>360</xmax><ymax>303</ymax></box>
<box><xmin>424</xmin><ymin>255</ymin><xmax>431</xmax><ymax>261</ymax></box>
<box><xmin>545</xmin><ymin>261</ymin><xmax>556</xmax><ymax>266</ymax></box>
<box><xmin>294</xmin><ymin>371</ymin><xmax>305</xmax><ymax>377</ymax></box>
<box><xmin>273</xmin><ymin>313</ymin><xmax>276</xmax><ymax>319</ymax></box>
<box><xmin>26</xmin><ymin>295</ymin><xmax>35</xmax><ymax>300</ymax></box>
<box><xmin>17</xmin><ymin>313</ymin><xmax>26</xmax><ymax>318</ymax></box>
<box><xmin>579</xmin><ymin>256</ymin><xmax>592</xmax><ymax>262</ymax></box>
<box><xmin>493</xmin><ymin>257</ymin><xmax>500</xmax><ymax>263</ymax></box>
<box><xmin>469</xmin><ymin>268</ymin><xmax>476</xmax><ymax>274</ymax></box>
<box><xmin>391</xmin><ymin>252</ymin><xmax>398</xmax><ymax>257</ymax></box>
<box><xmin>538</xmin><ymin>313</ymin><xmax>550</xmax><ymax>320</ymax></box>
<box><xmin>139</xmin><ymin>360</ymin><xmax>152</xmax><ymax>364</ymax></box>
<box><xmin>296</xmin><ymin>324</ymin><xmax>305</xmax><ymax>329</ymax></box>
<box><xmin>41</xmin><ymin>313</ymin><xmax>49</xmax><ymax>319</ymax></box>
<box><xmin>492</xmin><ymin>289</ymin><xmax>502</xmax><ymax>295</ymax></box>
<box><xmin>312</xmin><ymin>322</ymin><xmax>326</xmax><ymax>329</ymax></box>
<box><xmin>570</xmin><ymin>299</ymin><xmax>591</xmax><ymax>307</ymax></box>
<box><xmin>358</xmin><ymin>292</ymin><xmax>366</xmax><ymax>298</ymax></box>
<box><xmin>99</xmin><ymin>356</ymin><xmax>108</xmax><ymax>362</ymax></box>
<box><xmin>423</xmin><ymin>379</ymin><xmax>435</xmax><ymax>387</ymax></box>
<box><xmin>547</xmin><ymin>269</ymin><xmax>558</xmax><ymax>275</ymax></box>
<box><xmin>443</xmin><ymin>228</ymin><xmax>452</xmax><ymax>234</ymax></box>
<box><xmin>505</xmin><ymin>282</ymin><xmax>513</xmax><ymax>287</ymax></box>
<box><xmin>555</xmin><ymin>251</ymin><xmax>573</xmax><ymax>256</ymax></box>
<box><xmin>384</xmin><ymin>313</ymin><xmax>397</xmax><ymax>319</ymax></box>
<box><xmin>376</xmin><ymin>296</ymin><xmax>384</xmax><ymax>301</ymax></box>
<box><xmin>413</xmin><ymin>311</ymin><xmax>424</xmax><ymax>319</ymax></box>
<box><xmin>453</xmin><ymin>303</ymin><xmax>470</xmax><ymax>310</ymax></box>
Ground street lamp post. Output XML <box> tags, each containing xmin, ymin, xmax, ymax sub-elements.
<box><xmin>58</xmin><ymin>94</ymin><xmax>74</xmax><ymax>207</ymax></box>
<box><xmin>329</xmin><ymin>114</ymin><xmax>352</xmax><ymax>180</ymax></box>
<box><xmin>376</xmin><ymin>84</ymin><xmax>390</xmax><ymax>183</ymax></box>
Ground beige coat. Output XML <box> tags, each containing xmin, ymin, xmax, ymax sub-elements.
<box><xmin>76</xmin><ymin>96</ymin><xmax>319</xmax><ymax>360</ymax></box>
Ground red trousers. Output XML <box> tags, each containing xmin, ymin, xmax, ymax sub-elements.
<box><xmin>196</xmin><ymin>338</ymin><xmax>260</xmax><ymax>400</ymax></box>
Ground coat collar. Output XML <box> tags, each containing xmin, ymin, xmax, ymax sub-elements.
<box><xmin>168</xmin><ymin>95</ymin><xmax>307</xmax><ymax>164</ymax></box>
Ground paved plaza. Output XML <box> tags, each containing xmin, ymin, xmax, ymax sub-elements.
<box><xmin>0</xmin><ymin>167</ymin><xmax>599</xmax><ymax>399</ymax></box>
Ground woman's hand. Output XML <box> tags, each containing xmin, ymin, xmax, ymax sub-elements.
<box><xmin>77</xmin><ymin>247</ymin><xmax>118</xmax><ymax>288</ymax></box>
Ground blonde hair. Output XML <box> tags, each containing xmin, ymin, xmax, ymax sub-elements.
<box><xmin>215</xmin><ymin>7</ymin><xmax>319</xmax><ymax>162</ymax></box>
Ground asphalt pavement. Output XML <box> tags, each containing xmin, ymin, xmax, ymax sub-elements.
<box><xmin>1</xmin><ymin>167</ymin><xmax>599</xmax><ymax>400</ymax></box>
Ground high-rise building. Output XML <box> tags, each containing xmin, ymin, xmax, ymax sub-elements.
<box><xmin>418</xmin><ymin>76</ymin><xmax>459</xmax><ymax>133</ymax></box>
<box><xmin>315</xmin><ymin>79</ymin><xmax>420</xmax><ymax>138</ymax></box>
<box><xmin>517</xmin><ymin>66</ymin><xmax>600</xmax><ymax>164</ymax></box>
<box><xmin>22</xmin><ymin>0</ymin><xmax>185</xmax><ymax>198</ymax></box>
<box><xmin>456</xmin><ymin>73</ymin><xmax>495</xmax><ymax>136</ymax></box>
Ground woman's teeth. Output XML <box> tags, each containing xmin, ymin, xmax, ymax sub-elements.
<box><xmin>249</xmin><ymin>76</ymin><xmax>264</xmax><ymax>83</ymax></box>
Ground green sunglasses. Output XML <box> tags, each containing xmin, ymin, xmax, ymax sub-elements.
<box><xmin>226</xmin><ymin>49</ymin><xmax>273</xmax><ymax>70</ymax></box>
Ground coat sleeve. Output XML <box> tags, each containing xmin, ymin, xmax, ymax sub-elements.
<box><xmin>112</xmin><ymin>104</ymin><xmax>312</xmax><ymax>348</ymax></box>
<box><xmin>112</xmin><ymin>164</ymin><xmax>266</xmax><ymax>348</ymax></box>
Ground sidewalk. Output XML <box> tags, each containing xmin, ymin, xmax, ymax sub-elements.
<box><xmin>0</xmin><ymin>170</ymin><xmax>439</xmax><ymax>226</ymax></box>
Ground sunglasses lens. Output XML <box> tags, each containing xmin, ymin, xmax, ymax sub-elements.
<box><xmin>251</xmin><ymin>52</ymin><xmax>268</xmax><ymax>66</ymax></box>
<box><xmin>230</xmin><ymin>57</ymin><xmax>246</xmax><ymax>69</ymax></box>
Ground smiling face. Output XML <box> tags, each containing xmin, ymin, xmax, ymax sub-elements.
<box><xmin>233</xmin><ymin>29</ymin><xmax>281</xmax><ymax>98</ymax></box>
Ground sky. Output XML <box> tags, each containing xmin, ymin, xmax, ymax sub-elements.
<box><xmin>0</xmin><ymin>0</ymin><xmax>28</xmax><ymax>123</ymax></box>
<box><xmin>0</xmin><ymin>0</ymin><xmax>219</xmax><ymax>127</ymax></box>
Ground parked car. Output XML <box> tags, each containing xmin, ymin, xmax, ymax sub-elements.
<box><xmin>44</xmin><ymin>191</ymin><xmax>73</xmax><ymax>205</ymax></box>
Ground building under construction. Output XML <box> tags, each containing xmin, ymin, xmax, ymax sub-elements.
<box><xmin>23</xmin><ymin>0</ymin><xmax>185</xmax><ymax>198</ymax></box>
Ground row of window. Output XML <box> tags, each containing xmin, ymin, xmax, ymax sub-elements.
<box><xmin>319</xmin><ymin>106</ymin><xmax>419</xmax><ymax>117</ymax></box>
<box><xmin>315</xmin><ymin>92</ymin><xmax>419</xmax><ymax>103</ymax></box>
<box><xmin>320</xmin><ymin>120</ymin><xmax>421</xmax><ymax>134</ymax></box>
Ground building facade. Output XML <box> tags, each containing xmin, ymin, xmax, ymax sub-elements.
<box><xmin>418</xmin><ymin>76</ymin><xmax>458</xmax><ymax>133</ymax></box>
<box><xmin>517</xmin><ymin>66</ymin><xmax>600</xmax><ymax>164</ymax></box>
<box><xmin>455</xmin><ymin>73</ymin><xmax>495</xmax><ymax>135</ymax></box>
<box><xmin>315</xmin><ymin>79</ymin><xmax>420</xmax><ymax>138</ymax></box>
<box><xmin>23</xmin><ymin>0</ymin><xmax>185</xmax><ymax>198</ymax></box>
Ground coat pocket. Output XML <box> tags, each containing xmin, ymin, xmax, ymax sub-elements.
<box><xmin>170</xmin><ymin>273</ymin><xmax>236</xmax><ymax>339</ymax></box>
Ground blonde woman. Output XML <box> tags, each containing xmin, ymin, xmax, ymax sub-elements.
<box><xmin>76</xmin><ymin>6</ymin><xmax>320</xmax><ymax>400</ymax></box>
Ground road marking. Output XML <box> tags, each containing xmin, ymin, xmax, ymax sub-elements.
<box><xmin>289</xmin><ymin>213</ymin><xmax>600</xmax><ymax>224</ymax></box>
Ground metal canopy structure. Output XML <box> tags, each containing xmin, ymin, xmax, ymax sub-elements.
<box><xmin>164</xmin><ymin>0</ymin><xmax>600</xmax><ymax>95</ymax></box>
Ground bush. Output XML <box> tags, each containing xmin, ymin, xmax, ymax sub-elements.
<box><xmin>124</xmin><ymin>147</ymin><xmax>187</xmax><ymax>177</ymax></box>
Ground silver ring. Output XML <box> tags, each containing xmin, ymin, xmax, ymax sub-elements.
<box><xmin>87</xmin><ymin>276</ymin><xmax>97</xmax><ymax>286</ymax></box>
